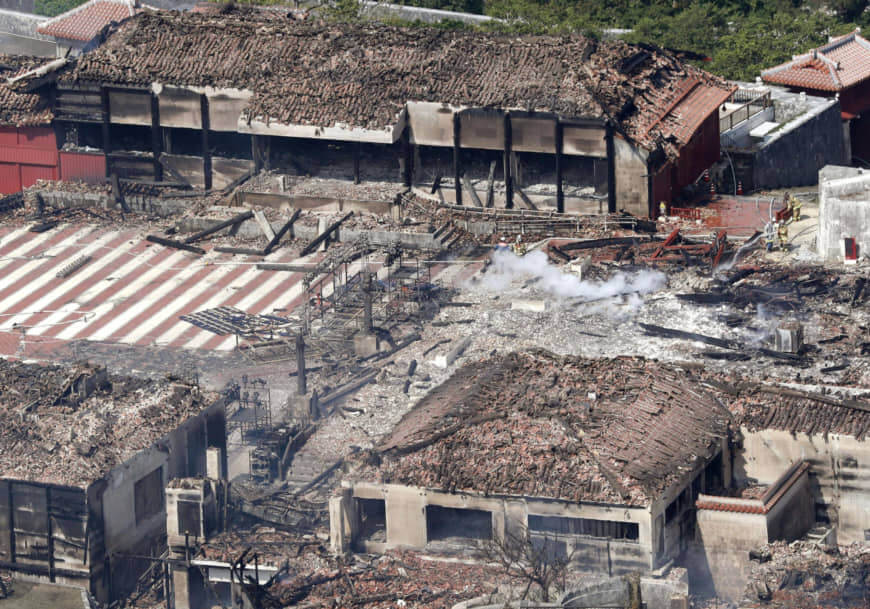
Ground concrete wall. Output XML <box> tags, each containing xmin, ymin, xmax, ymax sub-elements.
<box><xmin>406</xmin><ymin>103</ymin><xmax>606</xmax><ymax>157</ymax></box>
<box><xmin>613</xmin><ymin>135</ymin><xmax>648</xmax><ymax>217</ymax></box>
<box><xmin>736</xmin><ymin>427</ymin><xmax>870</xmax><ymax>544</ymax></box>
<box><xmin>728</xmin><ymin>99</ymin><xmax>845</xmax><ymax>192</ymax></box>
<box><xmin>818</xmin><ymin>165</ymin><xmax>870</xmax><ymax>261</ymax></box>
<box><xmin>109</xmin><ymin>90</ymin><xmax>151</xmax><ymax>126</ymax></box>
<box><xmin>696</xmin><ymin>508</ymin><xmax>767</xmax><ymax>601</ymax></box>
<box><xmin>158</xmin><ymin>85</ymin><xmax>202</xmax><ymax>130</ymax></box>
<box><xmin>100</xmin><ymin>401</ymin><xmax>224</xmax><ymax>554</ymax></box>
<box><xmin>0</xmin><ymin>8</ymin><xmax>54</xmax><ymax>56</ymax></box>
<box><xmin>343</xmin><ymin>482</ymin><xmax>654</xmax><ymax>573</ymax></box>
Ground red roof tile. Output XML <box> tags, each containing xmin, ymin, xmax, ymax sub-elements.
<box><xmin>37</xmin><ymin>0</ymin><xmax>138</xmax><ymax>42</ymax></box>
<box><xmin>65</xmin><ymin>9</ymin><xmax>732</xmax><ymax>159</ymax></box>
<box><xmin>762</xmin><ymin>29</ymin><xmax>870</xmax><ymax>92</ymax></box>
<box><xmin>0</xmin><ymin>55</ymin><xmax>53</xmax><ymax>126</ymax></box>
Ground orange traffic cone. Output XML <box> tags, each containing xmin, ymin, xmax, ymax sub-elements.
<box><xmin>709</xmin><ymin>180</ymin><xmax>715</xmax><ymax>195</ymax></box>
<box><xmin>737</xmin><ymin>181</ymin><xmax>743</xmax><ymax>195</ymax></box>
<box><xmin>703</xmin><ymin>169</ymin><xmax>710</xmax><ymax>182</ymax></box>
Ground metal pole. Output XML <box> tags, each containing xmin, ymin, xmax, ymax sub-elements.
<box><xmin>296</xmin><ymin>334</ymin><xmax>306</xmax><ymax>395</ymax></box>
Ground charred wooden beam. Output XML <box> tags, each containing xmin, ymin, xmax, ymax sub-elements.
<box><xmin>299</xmin><ymin>211</ymin><xmax>353</xmax><ymax>256</ymax></box>
<box><xmin>150</xmin><ymin>93</ymin><xmax>162</xmax><ymax>181</ymax></box>
<box><xmin>264</xmin><ymin>208</ymin><xmax>301</xmax><ymax>254</ymax></box>
<box><xmin>183</xmin><ymin>211</ymin><xmax>253</xmax><ymax>244</ymax></box>
<box><xmin>514</xmin><ymin>186</ymin><xmax>538</xmax><ymax>210</ymax></box>
<box><xmin>200</xmin><ymin>94</ymin><xmax>212</xmax><ymax>191</ymax></box>
<box><xmin>146</xmin><ymin>235</ymin><xmax>205</xmax><ymax>255</ymax></box>
<box><xmin>400</xmin><ymin>124</ymin><xmax>412</xmax><ymax>187</ymax></box>
<box><xmin>555</xmin><ymin>119</ymin><xmax>564</xmax><ymax>213</ymax></box>
<box><xmin>485</xmin><ymin>160</ymin><xmax>496</xmax><ymax>208</ymax></box>
<box><xmin>215</xmin><ymin>246</ymin><xmax>266</xmax><ymax>255</ymax></box>
<box><xmin>503</xmin><ymin>112</ymin><xmax>513</xmax><ymax>209</ymax></box>
<box><xmin>453</xmin><ymin>112</ymin><xmax>462</xmax><ymax>206</ymax></box>
<box><xmin>101</xmin><ymin>87</ymin><xmax>111</xmax><ymax>177</ymax></box>
<box><xmin>606</xmin><ymin>122</ymin><xmax>616</xmax><ymax>213</ymax></box>
<box><xmin>461</xmin><ymin>175</ymin><xmax>483</xmax><ymax>207</ymax></box>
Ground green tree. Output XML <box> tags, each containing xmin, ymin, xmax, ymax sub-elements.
<box><xmin>34</xmin><ymin>0</ymin><xmax>86</xmax><ymax>17</ymax></box>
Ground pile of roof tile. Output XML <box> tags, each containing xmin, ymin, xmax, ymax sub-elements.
<box><xmin>67</xmin><ymin>7</ymin><xmax>731</xmax><ymax>159</ymax></box>
<box><xmin>741</xmin><ymin>541</ymin><xmax>870</xmax><ymax>608</ymax></box>
<box><xmin>0</xmin><ymin>359</ymin><xmax>216</xmax><ymax>487</ymax></box>
<box><xmin>365</xmin><ymin>351</ymin><xmax>730</xmax><ymax>506</ymax></box>
<box><xmin>0</xmin><ymin>55</ymin><xmax>53</xmax><ymax>127</ymax></box>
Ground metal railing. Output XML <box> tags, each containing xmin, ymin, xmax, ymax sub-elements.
<box><xmin>720</xmin><ymin>91</ymin><xmax>772</xmax><ymax>133</ymax></box>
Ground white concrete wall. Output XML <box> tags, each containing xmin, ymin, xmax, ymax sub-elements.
<box><xmin>613</xmin><ymin>135</ymin><xmax>648</xmax><ymax>217</ymax></box>
<box><xmin>737</xmin><ymin>427</ymin><xmax>870</xmax><ymax>544</ymax></box>
<box><xmin>818</xmin><ymin>166</ymin><xmax>870</xmax><ymax>261</ymax></box>
<box><xmin>348</xmin><ymin>482</ymin><xmax>653</xmax><ymax>571</ymax></box>
<box><xmin>109</xmin><ymin>90</ymin><xmax>151</xmax><ymax>126</ymax></box>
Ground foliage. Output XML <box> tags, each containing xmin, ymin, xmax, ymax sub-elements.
<box><xmin>34</xmin><ymin>0</ymin><xmax>87</xmax><ymax>17</ymax></box>
<box><xmin>323</xmin><ymin>0</ymin><xmax>362</xmax><ymax>21</ymax></box>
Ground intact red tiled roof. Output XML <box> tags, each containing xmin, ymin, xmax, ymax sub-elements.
<box><xmin>761</xmin><ymin>29</ymin><xmax>870</xmax><ymax>92</ymax></box>
<box><xmin>37</xmin><ymin>0</ymin><xmax>138</xmax><ymax>42</ymax></box>
<box><xmin>65</xmin><ymin>8</ymin><xmax>732</xmax><ymax>159</ymax></box>
<box><xmin>0</xmin><ymin>55</ymin><xmax>53</xmax><ymax>126</ymax></box>
<box><xmin>696</xmin><ymin>462</ymin><xmax>810</xmax><ymax>514</ymax></box>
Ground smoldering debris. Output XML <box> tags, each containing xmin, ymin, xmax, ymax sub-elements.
<box><xmin>471</xmin><ymin>249</ymin><xmax>667</xmax><ymax>304</ymax></box>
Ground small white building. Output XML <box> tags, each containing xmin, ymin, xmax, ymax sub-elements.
<box><xmin>818</xmin><ymin>165</ymin><xmax>870</xmax><ymax>261</ymax></box>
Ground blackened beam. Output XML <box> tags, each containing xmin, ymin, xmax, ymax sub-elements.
<box><xmin>453</xmin><ymin>112</ymin><xmax>462</xmax><ymax>206</ymax></box>
<box><xmin>150</xmin><ymin>93</ymin><xmax>162</xmax><ymax>181</ymax></box>
<box><xmin>101</xmin><ymin>87</ymin><xmax>111</xmax><ymax>177</ymax></box>
<box><xmin>146</xmin><ymin>235</ymin><xmax>205</xmax><ymax>255</ymax></box>
<box><xmin>485</xmin><ymin>160</ymin><xmax>496</xmax><ymax>208</ymax></box>
<box><xmin>264</xmin><ymin>208</ymin><xmax>301</xmax><ymax>254</ymax></box>
<box><xmin>299</xmin><ymin>211</ymin><xmax>353</xmax><ymax>256</ymax></box>
<box><xmin>504</xmin><ymin>112</ymin><xmax>513</xmax><ymax>209</ymax></box>
<box><xmin>461</xmin><ymin>175</ymin><xmax>484</xmax><ymax>207</ymax></box>
<box><xmin>606</xmin><ymin>122</ymin><xmax>616</xmax><ymax>213</ymax></box>
<box><xmin>560</xmin><ymin>236</ymin><xmax>653</xmax><ymax>251</ymax></box>
<box><xmin>183</xmin><ymin>211</ymin><xmax>253</xmax><ymax>244</ymax></box>
<box><xmin>638</xmin><ymin>322</ymin><xmax>741</xmax><ymax>350</ymax></box>
<box><xmin>514</xmin><ymin>186</ymin><xmax>537</xmax><ymax>210</ymax></box>
<box><xmin>555</xmin><ymin>119</ymin><xmax>564</xmax><ymax>213</ymax></box>
<box><xmin>256</xmin><ymin>263</ymin><xmax>317</xmax><ymax>272</ymax></box>
<box><xmin>296</xmin><ymin>333</ymin><xmax>306</xmax><ymax>395</ymax></box>
<box><xmin>200</xmin><ymin>94</ymin><xmax>212</xmax><ymax>191</ymax></box>
<box><xmin>216</xmin><ymin>246</ymin><xmax>265</xmax><ymax>256</ymax></box>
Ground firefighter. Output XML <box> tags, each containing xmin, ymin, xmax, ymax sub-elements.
<box><xmin>777</xmin><ymin>220</ymin><xmax>790</xmax><ymax>250</ymax></box>
<box><xmin>511</xmin><ymin>234</ymin><xmax>527</xmax><ymax>256</ymax></box>
<box><xmin>789</xmin><ymin>195</ymin><xmax>802</xmax><ymax>222</ymax></box>
<box><xmin>494</xmin><ymin>237</ymin><xmax>510</xmax><ymax>253</ymax></box>
<box><xmin>659</xmin><ymin>201</ymin><xmax>668</xmax><ymax>219</ymax></box>
<box><xmin>764</xmin><ymin>222</ymin><xmax>776</xmax><ymax>252</ymax></box>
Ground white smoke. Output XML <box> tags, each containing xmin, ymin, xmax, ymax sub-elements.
<box><xmin>477</xmin><ymin>249</ymin><xmax>667</xmax><ymax>302</ymax></box>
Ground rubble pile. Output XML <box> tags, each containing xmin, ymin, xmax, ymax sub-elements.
<box><xmin>262</xmin><ymin>551</ymin><xmax>503</xmax><ymax>609</ymax></box>
<box><xmin>0</xmin><ymin>359</ymin><xmax>217</xmax><ymax>487</ymax></box>
<box><xmin>0</xmin><ymin>55</ymin><xmax>53</xmax><ymax>127</ymax></box>
<box><xmin>359</xmin><ymin>351</ymin><xmax>729</xmax><ymax>505</ymax></box>
<box><xmin>742</xmin><ymin>541</ymin><xmax>870</xmax><ymax>608</ymax></box>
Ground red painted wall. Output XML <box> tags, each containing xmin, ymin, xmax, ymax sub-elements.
<box><xmin>651</xmin><ymin>111</ymin><xmax>721</xmax><ymax>211</ymax></box>
<box><xmin>59</xmin><ymin>151</ymin><xmax>107</xmax><ymax>184</ymax></box>
<box><xmin>0</xmin><ymin>126</ymin><xmax>59</xmax><ymax>194</ymax></box>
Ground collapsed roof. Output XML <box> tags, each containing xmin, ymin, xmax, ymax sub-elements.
<box><xmin>0</xmin><ymin>55</ymin><xmax>54</xmax><ymax>127</ymax></box>
<box><xmin>67</xmin><ymin>7</ymin><xmax>733</xmax><ymax>158</ymax></box>
<box><xmin>0</xmin><ymin>360</ymin><xmax>217</xmax><ymax>488</ymax></box>
<box><xmin>365</xmin><ymin>351</ymin><xmax>731</xmax><ymax>506</ymax></box>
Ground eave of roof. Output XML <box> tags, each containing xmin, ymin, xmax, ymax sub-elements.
<box><xmin>761</xmin><ymin>29</ymin><xmax>870</xmax><ymax>92</ymax></box>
